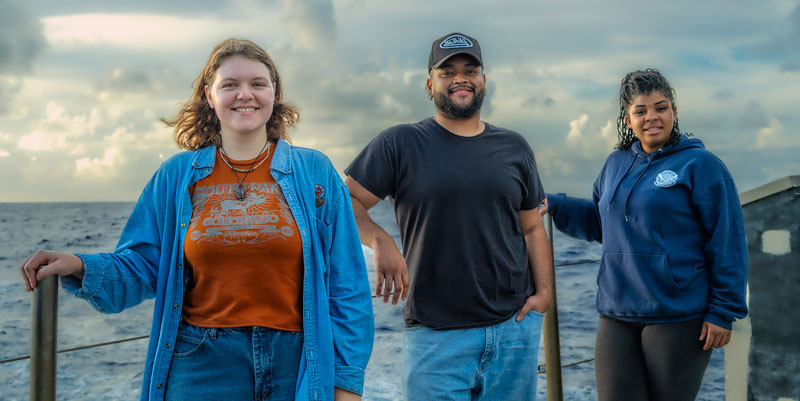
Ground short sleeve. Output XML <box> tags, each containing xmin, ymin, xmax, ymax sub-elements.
<box><xmin>344</xmin><ymin>131</ymin><xmax>398</xmax><ymax>199</ymax></box>
<box><xmin>520</xmin><ymin>144</ymin><xmax>545</xmax><ymax>210</ymax></box>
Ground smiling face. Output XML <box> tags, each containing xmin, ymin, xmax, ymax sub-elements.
<box><xmin>205</xmin><ymin>55</ymin><xmax>275</xmax><ymax>139</ymax></box>
<box><xmin>426</xmin><ymin>54</ymin><xmax>486</xmax><ymax>119</ymax></box>
<box><xmin>624</xmin><ymin>91</ymin><xmax>677</xmax><ymax>153</ymax></box>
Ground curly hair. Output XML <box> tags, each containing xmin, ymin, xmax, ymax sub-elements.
<box><xmin>162</xmin><ymin>38</ymin><xmax>299</xmax><ymax>150</ymax></box>
<box><xmin>615</xmin><ymin>68</ymin><xmax>689</xmax><ymax>150</ymax></box>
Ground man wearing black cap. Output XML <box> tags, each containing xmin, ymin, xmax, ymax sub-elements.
<box><xmin>345</xmin><ymin>32</ymin><xmax>552</xmax><ymax>400</ymax></box>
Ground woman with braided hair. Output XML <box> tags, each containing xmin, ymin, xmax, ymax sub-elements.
<box><xmin>542</xmin><ymin>69</ymin><xmax>748</xmax><ymax>400</ymax></box>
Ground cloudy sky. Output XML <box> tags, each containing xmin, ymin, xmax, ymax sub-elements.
<box><xmin>1</xmin><ymin>0</ymin><xmax>798</xmax><ymax>202</ymax></box>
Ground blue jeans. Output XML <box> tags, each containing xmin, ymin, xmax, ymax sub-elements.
<box><xmin>403</xmin><ymin>311</ymin><xmax>545</xmax><ymax>401</ymax></box>
<box><xmin>165</xmin><ymin>321</ymin><xmax>303</xmax><ymax>401</ymax></box>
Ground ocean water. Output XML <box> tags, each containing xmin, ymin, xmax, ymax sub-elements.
<box><xmin>0</xmin><ymin>201</ymin><xmax>725</xmax><ymax>400</ymax></box>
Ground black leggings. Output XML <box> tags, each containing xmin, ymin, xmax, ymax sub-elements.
<box><xmin>595</xmin><ymin>316</ymin><xmax>713</xmax><ymax>401</ymax></box>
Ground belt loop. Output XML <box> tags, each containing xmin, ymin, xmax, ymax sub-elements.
<box><xmin>208</xmin><ymin>328</ymin><xmax>217</xmax><ymax>340</ymax></box>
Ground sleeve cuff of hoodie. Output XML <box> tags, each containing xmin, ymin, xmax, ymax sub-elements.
<box><xmin>334</xmin><ymin>366</ymin><xmax>365</xmax><ymax>396</ymax></box>
<box><xmin>546</xmin><ymin>192</ymin><xmax>565</xmax><ymax>215</ymax></box>
<box><xmin>704</xmin><ymin>311</ymin><xmax>732</xmax><ymax>330</ymax></box>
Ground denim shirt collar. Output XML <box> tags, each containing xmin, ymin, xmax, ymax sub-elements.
<box><xmin>190</xmin><ymin>138</ymin><xmax>293</xmax><ymax>173</ymax></box>
<box><xmin>270</xmin><ymin>138</ymin><xmax>293</xmax><ymax>175</ymax></box>
<box><xmin>191</xmin><ymin>146</ymin><xmax>216</xmax><ymax>169</ymax></box>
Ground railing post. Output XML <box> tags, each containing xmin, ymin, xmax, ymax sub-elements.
<box><xmin>543</xmin><ymin>214</ymin><xmax>564</xmax><ymax>401</ymax></box>
<box><xmin>30</xmin><ymin>275</ymin><xmax>58</xmax><ymax>401</ymax></box>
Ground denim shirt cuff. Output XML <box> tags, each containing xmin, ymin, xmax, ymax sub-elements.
<box><xmin>61</xmin><ymin>253</ymin><xmax>105</xmax><ymax>299</ymax></box>
<box><xmin>334</xmin><ymin>365</ymin><xmax>366</xmax><ymax>396</ymax></box>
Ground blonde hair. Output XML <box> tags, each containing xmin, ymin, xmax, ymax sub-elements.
<box><xmin>162</xmin><ymin>38</ymin><xmax>299</xmax><ymax>150</ymax></box>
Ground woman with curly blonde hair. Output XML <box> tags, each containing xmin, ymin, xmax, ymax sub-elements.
<box><xmin>22</xmin><ymin>38</ymin><xmax>374</xmax><ymax>401</ymax></box>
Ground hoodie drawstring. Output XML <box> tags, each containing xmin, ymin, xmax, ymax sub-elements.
<box><xmin>621</xmin><ymin>148</ymin><xmax>664</xmax><ymax>221</ymax></box>
<box><xmin>605</xmin><ymin>153</ymin><xmax>638</xmax><ymax>214</ymax></box>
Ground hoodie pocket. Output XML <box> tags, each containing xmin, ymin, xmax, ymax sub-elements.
<box><xmin>597</xmin><ymin>252</ymin><xmax>680</xmax><ymax>316</ymax></box>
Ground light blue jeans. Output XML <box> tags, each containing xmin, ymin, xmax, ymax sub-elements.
<box><xmin>165</xmin><ymin>321</ymin><xmax>303</xmax><ymax>400</ymax></box>
<box><xmin>403</xmin><ymin>311</ymin><xmax>544</xmax><ymax>401</ymax></box>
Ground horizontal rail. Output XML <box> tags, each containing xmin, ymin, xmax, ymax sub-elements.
<box><xmin>2</xmin><ymin>258</ymin><xmax>602</xmax><ymax>366</ymax></box>
<box><xmin>538</xmin><ymin>357</ymin><xmax>595</xmax><ymax>374</ymax></box>
<box><xmin>554</xmin><ymin>259</ymin><xmax>600</xmax><ymax>268</ymax></box>
<box><xmin>2</xmin><ymin>335</ymin><xmax>151</xmax><ymax>364</ymax></box>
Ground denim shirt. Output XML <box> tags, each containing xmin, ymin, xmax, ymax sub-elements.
<box><xmin>62</xmin><ymin>139</ymin><xmax>374</xmax><ymax>400</ymax></box>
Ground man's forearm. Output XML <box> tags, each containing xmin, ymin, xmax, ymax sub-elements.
<box><xmin>350</xmin><ymin>195</ymin><xmax>394</xmax><ymax>249</ymax></box>
<box><xmin>527</xmin><ymin>225</ymin><xmax>553</xmax><ymax>299</ymax></box>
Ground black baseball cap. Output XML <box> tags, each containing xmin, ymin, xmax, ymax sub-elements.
<box><xmin>428</xmin><ymin>32</ymin><xmax>483</xmax><ymax>71</ymax></box>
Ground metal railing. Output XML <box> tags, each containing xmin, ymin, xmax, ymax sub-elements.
<box><xmin>29</xmin><ymin>275</ymin><xmax>57</xmax><ymax>401</ymax></box>
<box><xmin>542</xmin><ymin>214</ymin><xmax>564</xmax><ymax>401</ymax></box>
<box><xmin>10</xmin><ymin>214</ymin><xmax>601</xmax><ymax>401</ymax></box>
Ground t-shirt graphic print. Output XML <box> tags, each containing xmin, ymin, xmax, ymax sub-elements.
<box><xmin>187</xmin><ymin>182</ymin><xmax>296</xmax><ymax>246</ymax></box>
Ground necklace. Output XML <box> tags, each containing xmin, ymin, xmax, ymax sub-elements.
<box><xmin>219</xmin><ymin>140</ymin><xmax>270</xmax><ymax>200</ymax></box>
<box><xmin>220</xmin><ymin>145</ymin><xmax>271</xmax><ymax>173</ymax></box>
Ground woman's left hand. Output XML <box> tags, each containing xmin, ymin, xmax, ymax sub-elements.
<box><xmin>699</xmin><ymin>321</ymin><xmax>731</xmax><ymax>350</ymax></box>
<box><xmin>538</xmin><ymin>197</ymin><xmax>549</xmax><ymax>216</ymax></box>
<box><xmin>334</xmin><ymin>388</ymin><xmax>361</xmax><ymax>401</ymax></box>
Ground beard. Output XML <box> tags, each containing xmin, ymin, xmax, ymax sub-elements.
<box><xmin>433</xmin><ymin>86</ymin><xmax>486</xmax><ymax>119</ymax></box>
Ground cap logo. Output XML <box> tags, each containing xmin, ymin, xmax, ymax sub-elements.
<box><xmin>439</xmin><ymin>34</ymin><xmax>473</xmax><ymax>49</ymax></box>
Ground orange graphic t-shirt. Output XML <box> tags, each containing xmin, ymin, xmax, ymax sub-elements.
<box><xmin>182</xmin><ymin>147</ymin><xmax>303</xmax><ymax>331</ymax></box>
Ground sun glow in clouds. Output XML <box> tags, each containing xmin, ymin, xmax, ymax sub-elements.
<box><xmin>43</xmin><ymin>14</ymin><xmax>230</xmax><ymax>49</ymax></box>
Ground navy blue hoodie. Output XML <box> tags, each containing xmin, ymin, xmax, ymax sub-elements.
<box><xmin>548</xmin><ymin>137</ymin><xmax>748</xmax><ymax>329</ymax></box>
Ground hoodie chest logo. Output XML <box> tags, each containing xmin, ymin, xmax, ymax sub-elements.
<box><xmin>654</xmin><ymin>170</ymin><xmax>678</xmax><ymax>188</ymax></box>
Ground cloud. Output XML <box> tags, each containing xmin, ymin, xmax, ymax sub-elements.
<box><xmin>0</xmin><ymin>2</ymin><xmax>45</xmax><ymax>115</ymax></box>
<box><xmin>0</xmin><ymin>2</ymin><xmax>46</xmax><ymax>74</ymax></box>
<box><xmin>284</xmin><ymin>0</ymin><xmax>336</xmax><ymax>51</ymax></box>
<box><xmin>566</xmin><ymin>114</ymin><xmax>589</xmax><ymax>145</ymax></box>
<box><xmin>18</xmin><ymin>130</ymin><xmax>67</xmax><ymax>151</ymax></box>
<box><xmin>24</xmin><ymin>0</ymin><xmax>226</xmax><ymax>16</ymax></box>
<box><xmin>783</xmin><ymin>3</ymin><xmax>800</xmax><ymax>70</ymax></box>
<box><xmin>738</xmin><ymin>100</ymin><xmax>769</xmax><ymax>129</ymax></box>
<box><xmin>781</xmin><ymin>60</ymin><xmax>800</xmax><ymax>71</ymax></box>
<box><xmin>736</xmin><ymin>2</ymin><xmax>800</xmax><ymax>72</ymax></box>
<box><xmin>522</xmin><ymin>95</ymin><xmax>556</xmax><ymax>108</ymax></box>
<box><xmin>564</xmin><ymin>114</ymin><xmax>617</xmax><ymax>159</ymax></box>
<box><xmin>2</xmin><ymin>0</ymin><xmax>798</xmax><ymax>202</ymax></box>
<box><xmin>16</xmin><ymin>101</ymin><xmax>106</xmax><ymax>151</ymax></box>
<box><xmin>41</xmin><ymin>11</ymin><xmax>283</xmax><ymax>51</ymax></box>
<box><xmin>97</xmin><ymin>66</ymin><xmax>185</xmax><ymax>93</ymax></box>
<box><xmin>0</xmin><ymin>77</ymin><xmax>22</xmax><ymax>114</ymax></box>
<box><xmin>74</xmin><ymin>146</ymin><xmax>125</xmax><ymax>180</ymax></box>
<box><xmin>711</xmin><ymin>89</ymin><xmax>733</xmax><ymax>100</ymax></box>
<box><xmin>15</xmin><ymin>101</ymin><xmax>124</xmax><ymax>152</ymax></box>
<box><xmin>754</xmin><ymin>118</ymin><xmax>786</xmax><ymax>149</ymax></box>
<box><xmin>43</xmin><ymin>14</ymin><xmax>209</xmax><ymax>50</ymax></box>
<box><xmin>600</xmin><ymin>120</ymin><xmax>616</xmax><ymax>143</ymax></box>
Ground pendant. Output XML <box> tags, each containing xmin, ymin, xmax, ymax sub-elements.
<box><xmin>235</xmin><ymin>184</ymin><xmax>245</xmax><ymax>200</ymax></box>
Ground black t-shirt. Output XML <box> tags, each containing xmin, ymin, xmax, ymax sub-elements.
<box><xmin>345</xmin><ymin>117</ymin><xmax>545</xmax><ymax>329</ymax></box>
